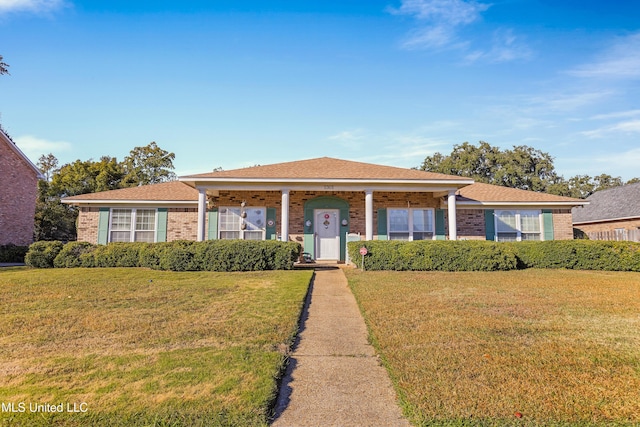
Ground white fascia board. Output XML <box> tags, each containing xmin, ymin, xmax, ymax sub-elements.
<box><xmin>194</xmin><ymin>183</ymin><xmax>467</xmax><ymax>192</ymax></box>
<box><xmin>451</xmin><ymin>200</ymin><xmax>589</xmax><ymax>209</ymax></box>
<box><xmin>61</xmin><ymin>199</ymin><xmax>197</xmax><ymax>206</ymax></box>
<box><xmin>573</xmin><ymin>215</ymin><xmax>640</xmax><ymax>225</ymax></box>
<box><xmin>181</xmin><ymin>177</ymin><xmax>474</xmax><ymax>187</ymax></box>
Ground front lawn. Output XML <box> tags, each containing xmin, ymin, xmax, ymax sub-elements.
<box><xmin>0</xmin><ymin>267</ymin><xmax>312</xmax><ymax>426</ymax></box>
<box><xmin>345</xmin><ymin>269</ymin><xmax>640</xmax><ymax>426</ymax></box>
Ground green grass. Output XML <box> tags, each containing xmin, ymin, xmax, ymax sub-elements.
<box><xmin>0</xmin><ymin>267</ymin><xmax>312</xmax><ymax>426</ymax></box>
<box><xmin>345</xmin><ymin>268</ymin><xmax>640</xmax><ymax>427</ymax></box>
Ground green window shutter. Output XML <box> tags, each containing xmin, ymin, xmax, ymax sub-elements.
<box><xmin>156</xmin><ymin>208</ymin><xmax>168</xmax><ymax>242</ymax></box>
<box><xmin>542</xmin><ymin>209</ymin><xmax>554</xmax><ymax>241</ymax></box>
<box><xmin>435</xmin><ymin>209</ymin><xmax>446</xmax><ymax>240</ymax></box>
<box><xmin>208</xmin><ymin>209</ymin><xmax>218</xmax><ymax>240</ymax></box>
<box><xmin>484</xmin><ymin>209</ymin><xmax>495</xmax><ymax>241</ymax></box>
<box><xmin>97</xmin><ymin>208</ymin><xmax>110</xmax><ymax>245</ymax></box>
<box><xmin>377</xmin><ymin>208</ymin><xmax>388</xmax><ymax>240</ymax></box>
<box><xmin>266</xmin><ymin>208</ymin><xmax>277</xmax><ymax>240</ymax></box>
<box><xmin>303</xmin><ymin>208</ymin><xmax>314</xmax><ymax>257</ymax></box>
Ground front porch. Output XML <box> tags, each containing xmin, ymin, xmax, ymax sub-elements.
<box><xmin>194</xmin><ymin>189</ymin><xmax>462</xmax><ymax>262</ymax></box>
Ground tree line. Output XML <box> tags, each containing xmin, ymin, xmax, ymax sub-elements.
<box><xmin>36</xmin><ymin>142</ymin><xmax>176</xmax><ymax>241</ymax></box>
<box><xmin>419</xmin><ymin>141</ymin><xmax>638</xmax><ymax>199</ymax></box>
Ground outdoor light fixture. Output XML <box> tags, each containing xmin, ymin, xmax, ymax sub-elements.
<box><xmin>305</xmin><ymin>220</ymin><xmax>312</xmax><ymax>227</ymax></box>
<box><xmin>341</xmin><ymin>219</ymin><xmax>348</xmax><ymax>226</ymax></box>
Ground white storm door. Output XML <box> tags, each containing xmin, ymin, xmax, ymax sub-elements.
<box><xmin>315</xmin><ymin>209</ymin><xmax>340</xmax><ymax>260</ymax></box>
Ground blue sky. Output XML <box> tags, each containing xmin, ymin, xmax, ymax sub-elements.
<box><xmin>1</xmin><ymin>0</ymin><xmax>639</xmax><ymax>180</ymax></box>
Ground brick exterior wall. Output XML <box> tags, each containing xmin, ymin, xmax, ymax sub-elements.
<box><xmin>0</xmin><ymin>138</ymin><xmax>40</xmax><ymax>246</ymax></box>
<box><xmin>552</xmin><ymin>209</ymin><xmax>574</xmax><ymax>240</ymax></box>
<box><xmin>73</xmin><ymin>191</ymin><xmax>578</xmax><ymax>248</ymax></box>
<box><xmin>454</xmin><ymin>209</ymin><xmax>487</xmax><ymax>240</ymax></box>
<box><xmin>77</xmin><ymin>207</ymin><xmax>100</xmax><ymax>243</ymax></box>
<box><xmin>167</xmin><ymin>208</ymin><xmax>199</xmax><ymax>241</ymax></box>
<box><xmin>574</xmin><ymin>218</ymin><xmax>640</xmax><ymax>235</ymax></box>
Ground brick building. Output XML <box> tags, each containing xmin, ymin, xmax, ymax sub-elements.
<box><xmin>572</xmin><ymin>183</ymin><xmax>640</xmax><ymax>241</ymax></box>
<box><xmin>0</xmin><ymin>128</ymin><xmax>44</xmax><ymax>245</ymax></box>
<box><xmin>63</xmin><ymin>157</ymin><xmax>586</xmax><ymax>262</ymax></box>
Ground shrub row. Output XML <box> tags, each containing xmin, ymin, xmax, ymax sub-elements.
<box><xmin>509</xmin><ymin>240</ymin><xmax>640</xmax><ymax>271</ymax></box>
<box><xmin>0</xmin><ymin>244</ymin><xmax>29</xmax><ymax>263</ymax></box>
<box><xmin>348</xmin><ymin>240</ymin><xmax>640</xmax><ymax>272</ymax></box>
<box><xmin>348</xmin><ymin>240</ymin><xmax>518</xmax><ymax>271</ymax></box>
<box><xmin>25</xmin><ymin>240</ymin><xmax>302</xmax><ymax>271</ymax></box>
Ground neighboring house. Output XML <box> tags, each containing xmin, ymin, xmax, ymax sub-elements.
<box><xmin>62</xmin><ymin>157</ymin><xmax>586</xmax><ymax>262</ymax></box>
<box><xmin>0</xmin><ymin>128</ymin><xmax>44</xmax><ymax>246</ymax></box>
<box><xmin>572</xmin><ymin>183</ymin><xmax>640</xmax><ymax>242</ymax></box>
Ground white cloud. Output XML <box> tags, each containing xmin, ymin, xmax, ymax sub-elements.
<box><xmin>582</xmin><ymin>119</ymin><xmax>640</xmax><ymax>139</ymax></box>
<box><xmin>464</xmin><ymin>29</ymin><xmax>532</xmax><ymax>63</ymax></box>
<box><xmin>569</xmin><ymin>32</ymin><xmax>640</xmax><ymax>79</ymax></box>
<box><xmin>328</xmin><ymin>129</ymin><xmax>367</xmax><ymax>142</ymax></box>
<box><xmin>391</xmin><ymin>0</ymin><xmax>489</xmax><ymax>26</ymax></box>
<box><xmin>392</xmin><ymin>0</ymin><xmax>489</xmax><ymax>51</ymax></box>
<box><xmin>0</xmin><ymin>0</ymin><xmax>66</xmax><ymax>14</ymax></box>
<box><xmin>14</xmin><ymin>135</ymin><xmax>72</xmax><ymax>159</ymax></box>
<box><xmin>591</xmin><ymin>109</ymin><xmax>640</xmax><ymax>120</ymax></box>
<box><xmin>391</xmin><ymin>0</ymin><xmax>531</xmax><ymax>63</ymax></box>
<box><xmin>328</xmin><ymin>128</ymin><xmax>368</xmax><ymax>150</ymax></box>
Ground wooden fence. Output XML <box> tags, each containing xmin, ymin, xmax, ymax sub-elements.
<box><xmin>586</xmin><ymin>229</ymin><xmax>640</xmax><ymax>242</ymax></box>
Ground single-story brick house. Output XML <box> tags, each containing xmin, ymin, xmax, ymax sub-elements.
<box><xmin>63</xmin><ymin>157</ymin><xmax>587</xmax><ymax>261</ymax></box>
<box><xmin>572</xmin><ymin>183</ymin><xmax>640</xmax><ymax>241</ymax></box>
<box><xmin>0</xmin><ymin>128</ymin><xmax>44</xmax><ymax>246</ymax></box>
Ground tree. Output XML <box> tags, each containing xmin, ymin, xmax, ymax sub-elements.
<box><xmin>122</xmin><ymin>142</ymin><xmax>176</xmax><ymax>186</ymax></box>
<box><xmin>33</xmin><ymin>142</ymin><xmax>176</xmax><ymax>240</ymax></box>
<box><xmin>420</xmin><ymin>141</ymin><xmax>561</xmax><ymax>192</ymax></box>
<box><xmin>0</xmin><ymin>55</ymin><xmax>9</xmax><ymax>75</ymax></box>
<box><xmin>35</xmin><ymin>155</ymin><xmax>125</xmax><ymax>241</ymax></box>
<box><xmin>37</xmin><ymin>153</ymin><xmax>59</xmax><ymax>182</ymax></box>
<box><xmin>50</xmin><ymin>156</ymin><xmax>124</xmax><ymax>197</ymax></box>
<box><xmin>419</xmin><ymin>141</ymin><xmax>639</xmax><ymax>198</ymax></box>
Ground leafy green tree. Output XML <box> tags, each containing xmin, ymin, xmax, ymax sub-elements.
<box><xmin>35</xmin><ymin>156</ymin><xmax>124</xmax><ymax>241</ymax></box>
<box><xmin>419</xmin><ymin>141</ymin><xmax>638</xmax><ymax>198</ymax></box>
<box><xmin>122</xmin><ymin>141</ymin><xmax>176</xmax><ymax>186</ymax></box>
<box><xmin>37</xmin><ymin>153</ymin><xmax>59</xmax><ymax>182</ymax></box>
<box><xmin>34</xmin><ymin>180</ymin><xmax>77</xmax><ymax>241</ymax></box>
<box><xmin>420</xmin><ymin>141</ymin><xmax>561</xmax><ymax>192</ymax></box>
<box><xmin>50</xmin><ymin>156</ymin><xmax>124</xmax><ymax>197</ymax></box>
<box><xmin>0</xmin><ymin>55</ymin><xmax>8</xmax><ymax>75</ymax></box>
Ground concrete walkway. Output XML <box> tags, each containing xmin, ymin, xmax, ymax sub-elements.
<box><xmin>272</xmin><ymin>267</ymin><xmax>410</xmax><ymax>427</ymax></box>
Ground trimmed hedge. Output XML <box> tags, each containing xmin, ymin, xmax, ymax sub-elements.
<box><xmin>25</xmin><ymin>241</ymin><xmax>64</xmax><ymax>268</ymax></box>
<box><xmin>0</xmin><ymin>244</ymin><xmax>29</xmax><ymax>263</ymax></box>
<box><xmin>509</xmin><ymin>240</ymin><xmax>640</xmax><ymax>272</ymax></box>
<box><xmin>348</xmin><ymin>240</ymin><xmax>518</xmax><ymax>271</ymax></box>
<box><xmin>348</xmin><ymin>240</ymin><xmax>640</xmax><ymax>272</ymax></box>
<box><xmin>26</xmin><ymin>240</ymin><xmax>301</xmax><ymax>271</ymax></box>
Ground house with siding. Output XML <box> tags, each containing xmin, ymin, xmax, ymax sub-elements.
<box><xmin>572</xmin><ymin>183</ymin><xmax>640</xmax><ymax>241</ymax></box>
<box><xmin>62</xmin><ymin>157</ymin><xmax>586</xmax><ymax>262</ymax></box>
<box><xmin>0</xmin><ymin>128</ymin><xmax>44</xmax><ymax>245</ymax></box>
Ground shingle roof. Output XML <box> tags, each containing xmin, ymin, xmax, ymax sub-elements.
<box><xmin>572</xmin><ymin>183</ymin><xmax>640</xmax><ymax>223</ymax></box>
<box><xmin>62</xmin><ymin>158</ymin><xmax>585</xmax><ymax>206</ymax></box>
<box><xmin>63</xmin><ymin>181</ymin><xmax>199</xmax><ymax>202</ymax></box>
<box><xmin>182</xmin><ymin>157</ymin><xmax>468</xmax><ymax>181</ymax></box>
<box><xmin>457</xmin><ymin>182</ymin><xmax>585</xmax><ymax>204</ymax></box>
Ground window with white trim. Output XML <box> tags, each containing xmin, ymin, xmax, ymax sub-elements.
<box><xmin>495</xmin><ymin>210</ymin><xmax>542</xmax><ymax>242</ymax></box>
<box><xmin>219</xmin><ymin>207</ymin><xmax>266</xmax><ymax>240</ymax></box>
<box><xmin>109</xmin><ymin>208</ymin><xmax>156</xmax><ymax>243</ymax></box>
<box><xmin>388</xmin><ymin>208</ymin><xmax>434</xmax><ymax>241</ymax></box>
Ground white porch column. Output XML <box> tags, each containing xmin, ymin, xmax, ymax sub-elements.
<box><xmin>447</xmin><ymin>190</ymin><xmax>457</xmax><ymax>241</ymax></box>
<box><xmin>365</xmin><ymin>190</ymin><xmax>374</xmax><ymax>241</ymax></box>
<box><xmin>197</xmin><ymin>188</ymin><xmax>207</xmax><ymax>242</ymax></box>
<box><xmin>281</xmin><ymin>189</ymin><xmax>290</xmax><ymax>242</ymax></box>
